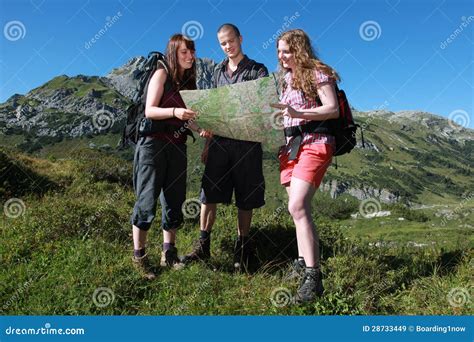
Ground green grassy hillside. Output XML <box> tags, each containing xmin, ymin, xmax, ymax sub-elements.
<box><xmin>0</xmin><ymin>147</ymin><xmax>472</xmax><ymax>315</ymax></box>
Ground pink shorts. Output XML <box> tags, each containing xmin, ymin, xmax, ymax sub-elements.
<box><xmin>279</xmin><ymin>143</ymin><xmax>333</xmax><ymax>188</ymax></box>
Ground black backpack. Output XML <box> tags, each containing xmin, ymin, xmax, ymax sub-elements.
<box><xmin>332</xmin><ymin>85</ymin><xmax>364</xmax><ymax>156</ymax></box>
<box><xmin>118</xmin><ymin>51</ymin><xmax>171</xmax><ymax>149</ymax></box>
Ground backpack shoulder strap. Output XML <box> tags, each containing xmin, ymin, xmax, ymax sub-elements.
<box><xmin>139</xmin><ymin>53</ymin><xmax>172</xmax><ymax>104</ymax></box>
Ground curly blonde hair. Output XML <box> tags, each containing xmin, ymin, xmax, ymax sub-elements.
<box><xmin>277</xmin><ymin>29</ymin><xmax>340</xmax><ymax>99</ymax></box>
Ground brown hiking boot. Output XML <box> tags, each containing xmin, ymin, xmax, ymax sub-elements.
<box><xmin>132</xmin><ymin>254</ymin><xmax>157</xmax><ymax>280</ymax></box>
<box><xmin>181</xmin><ymin>238</ymin><xmax>210</xmax><ymax>264</ymax></box>
<box><xmin>160</xmin><ymin>246</ymin><xmax>185</xmax><ymax>270</ymax></box>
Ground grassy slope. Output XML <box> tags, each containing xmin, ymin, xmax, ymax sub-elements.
<box><xmin>34</xmin><ymin>75</ymin><xmax>127</xmax><ymax>106</ymax></box>
<box><xmin>0</xmin><ymin>148</ymin><xmax>472</xmax><ymax>315</ymax></box>
<box><xmin>324</xmin><ymin>116</ymin><xmax>473</xmax><ymax>204</ymax></box>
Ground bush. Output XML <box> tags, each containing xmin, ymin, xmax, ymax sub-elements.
<box><xmin>71</xmin><ymin>149</ymin><xmax>132</xmax><ymax>186</ymax></box>
<box><xmin>0</xmin><ymin>148</ymin><xmax>59</xmax><ymax>199</ymax></box>
<box><xmin>313</xmin><ymin>193</ymin><xmax>359</xmax><ymax>220</ymax></box>
<box><xmin>391</xmin><ymin>204</ymin><xmax>429</xmax><ymax>222</ymax></box>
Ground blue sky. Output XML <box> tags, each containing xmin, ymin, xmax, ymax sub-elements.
<box><xmin>1</xmin><ymin>0</ymin><xmax>473</xmax><ymax>127</ymax></box>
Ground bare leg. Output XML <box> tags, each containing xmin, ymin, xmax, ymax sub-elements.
<box><xmin>133</xmin><ymin>225</ymin><xmax>148</xmax><ymax>250</ymax></box>
<box><xmin>163</xmin><ymin>228</ymin><xmax>177</xmax><ymax>244</ymax></box>
<box><xmin>286</xmin><ymin>186</ymin><xmax>304</xmax><ymax>259</ymax></box>
<box><xmin>200</xmin><ymin>203</ymin><xmax>217</xmax><ymax>232</ymax></box>
<box><xmin>287</xmin><ymin>178</ymin><xmax>320</xmax><ymax>268</ymax></box>
<box><xmin>237</xmin><ymin>209</ymin><xmax>252</xmax><ymax>236</ymax></box>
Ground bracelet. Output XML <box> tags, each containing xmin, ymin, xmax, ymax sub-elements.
<box><xmin>172</xmin><ymin>107</ymin><xmax>176</xmax><ymax>118</ymax></box>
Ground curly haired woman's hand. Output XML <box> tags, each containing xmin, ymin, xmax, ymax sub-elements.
<box><xmin>281</xmin><ymin>104</ymin><xmax>301</xmax><ymax>118</ymax></box>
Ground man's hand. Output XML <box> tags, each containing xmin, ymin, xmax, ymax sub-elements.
<box><xmin>199</xmin><ymin>129</ymin><xmax>213</xmax><ymax>139</ymax></box>
<box><xmin>201</xmin><ymin>138</ymin><xmax>210</xmax><ymax>164</ymax></box>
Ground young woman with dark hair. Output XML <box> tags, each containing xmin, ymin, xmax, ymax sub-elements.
<box><xmin>131</xmin><ymin>34</ymin><xmax>210</xmax><ymax>279</ymax></box>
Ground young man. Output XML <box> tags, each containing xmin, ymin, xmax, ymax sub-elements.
<box><xmin>182</xmin><ymin>23</ymin><xmax>268</xmax><ymax>271</ymax></box>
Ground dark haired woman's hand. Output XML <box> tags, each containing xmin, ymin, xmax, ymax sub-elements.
<box><xmin>175</xmin><ymin>108</ymin><xmax>196</xmax><ymax>121</ymax></box>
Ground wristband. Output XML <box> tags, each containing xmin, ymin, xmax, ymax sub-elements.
<box><xmin>172</xmin><ymin>107</ymin><xmax>176</xmax><ymax>118</ymax></box>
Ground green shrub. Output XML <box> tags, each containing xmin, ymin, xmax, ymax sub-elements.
<box><xmin>313</xmin><ymin>193</ymin><xmax>359</xmax><ymax>220</ymax></box>
<box><xmin>0</xmin><ymin>148</ymin><xmax>59</xmax><ymax>199</ymax></box>
<box><xmin>71</xmin><ymin>149</ymin><xmax>132</xmax><ymax>186</ymax></box>
<box><xmin>390</xmin><ymin>204</ymin><xmax>429</xmax><ymax>222</ymax></box>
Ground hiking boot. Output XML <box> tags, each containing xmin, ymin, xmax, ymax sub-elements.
<box><xmin>181</xmin><ymin>238</ymin><xmax>210</xmax><ymax>264</ymax></box>
<box><xmin>285</xmin><ymin>258</ymin><xmax>306</xmax><ymax>280</ymax></box>
<box><xmin>160</xmin><ymin>246</ymin><xmax>185</xmax><ymax>270</ymax></box>
<box><xmin>233</xmin><ymin>237</ymin><xmax>255</xmax><ymax>273</ymax></box>
<box><xmin>295</xmin><ymin>268</ymin><xmax>324</xmax><ymax>303</ymax></box>
<box><xmin>132</xmin><ymin>254</ymin><xmax>157</xmax><ymax>280</ymax></box>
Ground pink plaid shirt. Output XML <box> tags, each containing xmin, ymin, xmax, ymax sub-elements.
<box><xmin>280</xmin><ymin>70</ymin><xmax>336</xmax><ymax>150</ymax></box>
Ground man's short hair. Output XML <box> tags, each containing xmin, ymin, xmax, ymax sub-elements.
<box><xmin>217</xmin><ymin>23</ymin><xmax>241</xmax><ymax>37</ymax></box>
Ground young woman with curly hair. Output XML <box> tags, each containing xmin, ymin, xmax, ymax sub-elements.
<box><xmin>275</xmin><ymin>29</ymin><xmax>340</xmax><ymax>302</ymax></box>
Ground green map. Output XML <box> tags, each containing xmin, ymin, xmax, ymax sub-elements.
<box><xmin>180</xmin><ymin>76</ymin><xmax>285</xmax><ymax>148</ymax></box>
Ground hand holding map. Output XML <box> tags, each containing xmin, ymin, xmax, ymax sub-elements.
<box><xmin>180</xmin><ymin>76</ymin><xmax>286</xmax><ymax>148</ymax></box>
<box><xmin>269</xmin><ymin>103</ymin><xmax>288</xmax><ymax>110</ymax></box>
